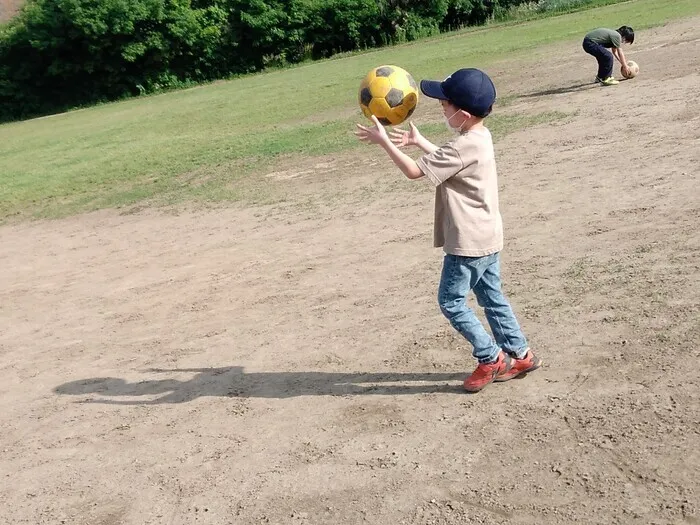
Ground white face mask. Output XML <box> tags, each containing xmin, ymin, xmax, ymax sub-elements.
<box><xmin>443</xmin><ymin>108</ymin><xmax>463</xmax><ymax>133</ymax></box>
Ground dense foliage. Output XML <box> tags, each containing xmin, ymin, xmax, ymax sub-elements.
<box><xmin>0</xmin><ymin>0</ymin><xmax>565</xmax><ymax>120</ymax></box>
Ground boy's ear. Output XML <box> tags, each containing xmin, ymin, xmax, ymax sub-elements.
<box><xmin>460</xmin><ymin>109</ymin><xmax>473</xmax><ymax>120</ymax></box>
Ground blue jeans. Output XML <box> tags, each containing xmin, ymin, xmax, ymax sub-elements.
<box><xmin>438</xmin><ymin>252</ymin><xmax>528</xmax><ymax>364</ymax></box>
<box><xmin>582</xmin><ymin>37</ymin><xmax>614</xmax><ymax>79</ymax></box>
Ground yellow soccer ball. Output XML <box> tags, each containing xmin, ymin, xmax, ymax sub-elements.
<box><xmin>359</xmin><ymin>65</ymin><xmax>419</xmax><ymax>126</ymax></box>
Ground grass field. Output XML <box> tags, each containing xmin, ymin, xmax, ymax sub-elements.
<box><xmin>2</xmin><ymin>3</ymin><xmax>700</xmax><ymax>523</ymax></box>
<box><xmin>1</xmin><ymin>0</ymin><xmax>699</xmax><ymax>221</ymax></box>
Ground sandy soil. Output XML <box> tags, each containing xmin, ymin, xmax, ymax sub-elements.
<box><xmin>1</xmin><ymin>17</ymin><xmax>699</xmax><ymax>525</ymax></box>
<box><xmin>0</xmin><ymin>0</ymin><xmax>22</xmax><ymax>22</ymax></box>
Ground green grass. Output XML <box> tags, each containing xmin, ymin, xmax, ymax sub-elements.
<box><xmin>1</xmin><ymin>0</ymin><xmax>698</xmax><ymax>221</ymax></box>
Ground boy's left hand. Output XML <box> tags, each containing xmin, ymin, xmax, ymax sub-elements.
<box><xmin>355</xmin><ymin>115</ymin><xmax>390</xmax><ymax>145</ymax></box>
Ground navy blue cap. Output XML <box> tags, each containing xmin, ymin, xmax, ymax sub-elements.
<box><xmin>420</xmin><ymin>68</ymin><xmax>496</xmax><ymax>117</ymax></box>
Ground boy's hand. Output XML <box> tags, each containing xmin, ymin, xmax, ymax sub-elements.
<box><xmin>389</xmin><ymin>122</ymin><xmax>422</xmax><ymax>148</ymax></box>
<box><xmin>355</xmin><ymin>115</ymin><xmax>390</xmax><ymax>145</ymax></box>
<box><xmin>621</xmin><ymin>64</ymin><xmax>631</xmax><ymax>77</ymax></box>
<box><xmin>354</xmin><ymin>115</ymin><xmax>424</xmax><ymax>180</ymax></box>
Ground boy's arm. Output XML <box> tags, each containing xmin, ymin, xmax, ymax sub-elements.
<box><xmin>613</xmin><ymin>47</ymin><xmax>630</xmax><ymax>75</ymax></box>
<box><xmin>612</xmin><ymin>47</ymin><xmax>621</xmax><ymax>62</ymax></box>
<box><xmin>379</xmin><ymin>140</ymin><xmax>424</xmax><ymax>180</ymax></box>
<box><xmin>356</xmin><ymin>116</ymin><xmax>424</xmax><ymax>180</ymax></box>
<box><xmin>414</xmin><ymin>136</ymin><xmax>440</xmax><ymax>155</ymax></box>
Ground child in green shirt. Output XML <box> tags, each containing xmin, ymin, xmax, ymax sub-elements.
<box><xmin>582</xmin><ymin>26</ymin><xmax>635</xmax><ymax>85</ymax></box>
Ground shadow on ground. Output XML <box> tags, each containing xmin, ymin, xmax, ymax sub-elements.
<box><xmin>518</xmin><ymin>81</ymin><xmax>600</xmax><ymax>98</ymax></box>
<box><xmin>54</xmin><ymin>366</ymin><xmax>468</xmax><ymax>404</ymax></box>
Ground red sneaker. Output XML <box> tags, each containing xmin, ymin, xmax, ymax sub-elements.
<box><xmin>463</xmin><ymin>352</ymin><xmax>511</xmax><ymax>393</ymax></box>
<box><xmin>494</xmin><ymin>350</ymin><xmax>542</xmax><ymax>382</ymax></box>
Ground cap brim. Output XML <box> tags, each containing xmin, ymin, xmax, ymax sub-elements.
<box><xmin>420</xmin><ymin>80</ymin><xmax>448</xmax><ymax>101</ymax></box>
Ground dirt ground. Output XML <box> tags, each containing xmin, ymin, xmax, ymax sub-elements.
<box><xmin>1</xmin><ymin>17</ymin><xmax>699</xmax><ymax>525</ymax></box>
<box><xmin>0</xmin><ymin>0</ymin><xmax>22</xmax><ymax>22</ymax></box>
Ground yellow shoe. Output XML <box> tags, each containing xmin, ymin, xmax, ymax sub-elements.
<box><xmin>601</xmin><ymin>76</ymin><xmax>619</xmax><ymax>86</ymax></box>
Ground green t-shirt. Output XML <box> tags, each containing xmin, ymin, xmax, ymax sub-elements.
<box><xmin>585</xmin><ymin>28</ymin><xmax>622</xmax><ymax>48</ymax></box>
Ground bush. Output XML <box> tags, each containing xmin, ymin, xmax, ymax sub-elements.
<box><xmin>0</xmin><ymin>0</ymin><xmax>237</xmax><ymax>120</ymax></box>
<box><xmin>494</xmin><ymin>0</ymin><xmax>620</xmax><ymax>21</ymax></box>
<box><xmin>291</xmin><ymin>0</ymin><xmax>378</xmax><ymax>60</ymax></box>
<box><xmin>1</xmin><ymin>0</ymin><xmax>593</xmax><ymax>121</ymax></box>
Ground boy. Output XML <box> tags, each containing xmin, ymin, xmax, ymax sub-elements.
<box><xmin>355</xmin><ymin>68</ymin><xmax>541</xmax><ymax>393</ymax></box>
<box><xmin>582</xmin><ymin>26</ymin><xmax>635</xmax><ymax>85</ymax></box>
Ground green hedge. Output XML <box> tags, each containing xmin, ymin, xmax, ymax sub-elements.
<box><xmin>0</xmin><ymin>0</ymin><xmax>603</xmax><ymax>121</ymax></box>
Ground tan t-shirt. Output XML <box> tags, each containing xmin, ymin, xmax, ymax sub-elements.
<box><xmin>416</xmin><ymin>129</ymin><xmax>503</xmax><ymax>257</ymax></box>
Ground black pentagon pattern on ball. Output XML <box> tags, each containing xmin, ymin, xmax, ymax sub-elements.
<box><xmin>406</xmin><ymin>106</ymin><xmax>416</xmax><ymax>119</ymax></box>
<box><xmin>385</xmin><ymin>88</ymin><xmax>405</xmax><ymax>108</ymax></box>
<box><xmin>375</xmin><ymin>66</ymin><xmax>394</xmax><ymax>77</ymax></box>
<box><xmin>360</xmin><ymin>87</ymin><xmax>372</xmax><ymax>106</ymax></box>
<box><xmin>378</xmin><ymin>117</ymin><xmax>392</xmax><ymax>125</ymax></box>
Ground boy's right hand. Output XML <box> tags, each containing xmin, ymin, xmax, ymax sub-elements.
<box><xmin>389</xmin><ymin>122</ymin><xmax>422</xmax><ymax>148</ymax></box>
<box><xmin>355</xmin><ymin>115</ymin><xmax>390</xmax><ymax>145</ymax></box>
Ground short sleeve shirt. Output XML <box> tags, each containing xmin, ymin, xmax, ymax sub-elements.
<box><xmin>585</xmin><ymin>28</ymin><xmax>621</xmax><ymax>48</ymax></box>
<box><xmin>416</xmin><ymin>129</ymin><xmax>503</xmax><ymax>257</ymax></box>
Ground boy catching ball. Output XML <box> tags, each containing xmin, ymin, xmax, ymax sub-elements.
<box><xmin>355</xmin><ymin>68</ymin><xmax>541</xmax><ymax>393</ymax></box>
<box><xmin>582</xmin><ymin>26</ymin><xmax>635</xmax><ymax>85</ymax></box>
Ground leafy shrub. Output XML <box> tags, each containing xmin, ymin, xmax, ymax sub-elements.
<box><xmin>0</xmin><ymin>0</ymin><xmax>625</xmax><ymax>121</ymax></box>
